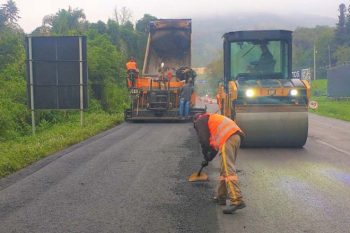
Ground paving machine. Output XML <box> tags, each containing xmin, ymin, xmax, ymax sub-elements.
<box><xmin>124</xmin><ymin>19</ymin><xmax>205</xmax><ymax>121</ymax></box>
<box><xmin>218</xmin><ymin>30</ymin><xmax>310</xmax><ymax>147</ymax></box>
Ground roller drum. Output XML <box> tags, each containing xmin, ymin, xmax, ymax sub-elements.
<box><xmin>236</xmin><ymin>109</ymin><xmax>308</xmax><ymax>147</ymax></box>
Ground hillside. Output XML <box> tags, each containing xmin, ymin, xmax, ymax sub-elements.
<box><xmin>191</xmin><ymin>13</ymin><xmax>336</xmax><ymax>66</ymax></box>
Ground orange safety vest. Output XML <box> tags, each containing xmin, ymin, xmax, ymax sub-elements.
<box><xmin>208</xmin><ymin>114</ymin><xmax>243</xmax><ymax>150</ymax></box>
<box><xmin>126</xmin><ymin>61</ymin><xmax>137</xmax><ymax>70</ymax></box>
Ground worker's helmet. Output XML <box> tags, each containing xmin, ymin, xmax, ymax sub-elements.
<box><xmin>129</xmin><ymin>56</ymin><xmax>135</xmax><ymax>61</ymax></box>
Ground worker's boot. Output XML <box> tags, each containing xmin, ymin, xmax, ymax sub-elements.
<box><xmin>212</xmin><ymin>196</ymin><xmax>226</xmax><ymax>205</ymax></box>
<box><xmin>222</xmin><ymin>201</ymin><xmax>246</xmax><ymax>214</ymax></box>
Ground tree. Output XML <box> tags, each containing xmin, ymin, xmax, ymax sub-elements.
<box><xmin>135</xmin><ymin>14</ymin><xmax>157</xmax><ymax>33</ymax></box>
<box><xmin>334</xmin><ymin>46</ymin><xmax>350</xmax><ymax>65</ymax></box>
<box><xmin>86</xmin><ymin>30</ymin><xmax>128</xmax><ymax>113</ymax></box>
<box><xmin>334</xmin><ymin>3</ymin><xmax>347</xmax><ymax>45</ymax></box>
<box><xmin>0</xmin><ymin>0</ymin><xmax>20</xmax><ymax>25</ymax></box>
<box><xmin>115</xmin><ymin>6</ymin><xmax>132</xmax><ymax>25</ymax></box>
<box><xmin>42</xmin><ymin>7</ymin><xmax>86</xmax><ymax>34</ymax></box>
<box><xmin>89</xmin><ymin>20</ymin><xmax>107</xmax><ymax>34</ymax></box>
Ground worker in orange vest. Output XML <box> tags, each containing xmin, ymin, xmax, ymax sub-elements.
<box><xmin>216</xmin><ymin>94</ymin><xmax>222</xmax><ymax>113</ymax></box>
<box><xmin>125</xmin><ymin>57</ymin><xmax>139</xmax><ymax>88</ymax></box>
<box><xmin>193</xmin><ymin>113</ymin><xmax>245</xmax><ymax>214</ymax></box>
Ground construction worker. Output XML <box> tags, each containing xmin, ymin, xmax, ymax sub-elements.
<box><xmin>193</xmin><ymin>113</ymin><xmax>245</xmax><ymax>214</ymax></box>
<box><xmin>179</xmin><ymin>78</ymin><xmax>194</xmax><ymax>119</ymax></box>
<box><xmin>216</xmin><ymin>93</ymin><xmax>222</xmax><ymax>113</ymax></box>
<box><xmin>249</xmin><ymin>43</ymin><xmax>275</xmax><ymax>73</ymax></box>
<box><xmin>126</xmin><ymin>57</ymin><xmax>139</xmax><ymax>88</ymax></box>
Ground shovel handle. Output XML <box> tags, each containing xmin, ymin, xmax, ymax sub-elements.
<box><xmin>197</xmin><ymin>165</ymin><xmax>205</xmax><ymax>176</ymax></box>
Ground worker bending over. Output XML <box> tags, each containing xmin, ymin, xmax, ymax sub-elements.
<box><xmin>193</xmin><ymin>113</ymin><xmax>246</xmax><ymax>214</ymax></box>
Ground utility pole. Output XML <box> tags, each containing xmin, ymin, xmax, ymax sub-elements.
<box><xmin>328</xmin><ymin>44</ymin><xmax>331</xmax><ymax>68</ymax></box>
<box><xmin>313</xmin><ymin>44</ymin><xmax>317</xmax><ymax>80</ymax></box>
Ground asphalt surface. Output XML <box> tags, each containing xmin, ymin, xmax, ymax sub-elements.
<box><xmin>1</xmin><ymin>106</ymin><xmax>350</xmax><ymax>233</ymax></box>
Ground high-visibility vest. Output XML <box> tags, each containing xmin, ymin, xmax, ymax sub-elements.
<box><xmin>126</xmin><ymin>61</ymin><xmax>137</xmax><ymax>70</ymax></box>
<box><xmin>208</xmin><ymin>114</ymin><xmax>243</xmax><ymax>150</ymax></box>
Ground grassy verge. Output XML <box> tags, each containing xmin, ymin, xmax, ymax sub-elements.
<box><xmin>0</xmin><ymin>112</ymin><xmax>123</xmax><ymax>178</ymax></box>
<box><xmin>310</xmin><ymin>79</ymin><xmax>350</xmax><ymax>121</ymax></box>
<box><xmin>310</xmin><ymin>96</ymin><xmax>350</xmax><ymax>121</ymax></box>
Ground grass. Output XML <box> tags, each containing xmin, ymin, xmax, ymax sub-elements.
<box><xmin>310</xmin><ymin>96</ymin><xmax>350</xmax><ymax>121</ymax></box>
<box><xmin>0</xmin><ymin>112</ymin><xmax>123</xmax><ymax>178</ymax></box>
<box><xmin>310</xmin><ymin>79</ymin><xmax>350</xmax><ymax>121</ymax></box>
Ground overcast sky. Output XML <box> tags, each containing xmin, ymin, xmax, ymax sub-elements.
<box><xmin>12</xmin><ymin>0</ymin><xmax>345</xmax><ymax>33</ymax></box>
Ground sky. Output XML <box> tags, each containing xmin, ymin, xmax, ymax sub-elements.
<box><xmin>11</xmin><ymin>0</ymin><xmax>346</xmax><ymax>33</ymax></box>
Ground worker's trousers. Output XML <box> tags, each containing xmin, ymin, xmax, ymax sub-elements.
<box><xmin>218</xmin><ymin>134</ymin><xmax>243</xmax><ymax>205</ymax></box>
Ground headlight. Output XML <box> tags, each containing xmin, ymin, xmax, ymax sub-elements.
<box><xmin>290</xmin><ymin>89</ymin><xmax>298</xmax><ymax>96</ymax></box>
<box><xmin>245</xmin><ymin>89</ymin><xmax>254</xmax><ymax>98</ymax></box>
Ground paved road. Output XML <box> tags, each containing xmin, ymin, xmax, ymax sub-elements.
<box><xmin>1</xmin><ymin>109</ymin><xmax>350</xmax><ymax>232</ymax></box>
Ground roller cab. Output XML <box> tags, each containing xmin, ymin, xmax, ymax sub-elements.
<box><xmin>221</xmin><ymin>30</ymin><xmax>309</xmax><ymax>147</ymax></box>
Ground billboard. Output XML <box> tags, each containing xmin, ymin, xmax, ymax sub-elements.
<box><xmin>327</xmin><ymin>64</ymin><xmax>350</xmax><ymax>98</ymax></box>
<box><xmin>25</xmin><ymin>36</ymin><xmax>88</xmax><ymax>109</ymax></box>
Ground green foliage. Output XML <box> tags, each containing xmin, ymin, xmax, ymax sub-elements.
<box><xmin>0</xmin><ymin>26</ymin><xmax>25</xmax><ymax>70</ymax></box>
<box><xmin>206</xmin><ymin>54</ymin><xmax>224</xmax><ymax>95</ymax></box>
<box><xmin>0</xmin><ymin>112</ymin><xmax>123</xmax><ymax>178</ymax></box>
<box><xmin>0</xmin><ymin>24</ymin><xmax>28</xmax><ymax>140</ymax></box>
<box><xmin>293</xmin><ymin>26</ymin><xmax>334</xmax><ymax>77</ymax></box>
<box><xmin>42</xmin><ymin>7</ymin><xmax>86</xmax><ymax>35</ymax></box>
<box><xmin>86</xmin><ymin>29</ymin><xmax>128</xmax><ymax>112</ymax></box>
<box><xmin>311</xmin><ymin>79</ymin><xmax>350</xmax><ymax>122</ymax></box>
<box><xmin>135</xmin><ymin>14</ymin><xmax>157</xmax><ymax>33</ymax></box>
<box><xmin>0</xmin><ymin>0</ymin><xmax>20</xmax><ymax>26</ymax></box>
<box><xmin>311</xmin><ymin>79</ymin><xmax>327</xmax><ymax>97</ymax></box>
<box><xmin>311</xmin><ymin>96</ymin><xmax>350</xmax><ymax>122</ymax></box>
<box><xmin>335</xmin><ymin>3</ymin><xmax>348</xmax><ymax>46</ymax></box>
<box><xmin>333</xmin><ymin>45</ymin><xmax>350</xmax><ymax>65</ymax></box>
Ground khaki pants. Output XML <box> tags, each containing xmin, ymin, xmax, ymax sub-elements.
<box><xmin>217</xmin><ymin>134</ymin><xmax>243</xmax><ymax>205</ymax></box>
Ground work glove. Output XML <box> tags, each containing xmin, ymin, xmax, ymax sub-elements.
<box><xmin>202</xmin><ymin>147</ymin><xmax>218</xmax><ymax>162</ymax></box>
<box><xmin>201</xmin><ymin>160</ymin><xmax>209</xmax><ymax>167</ymax></box>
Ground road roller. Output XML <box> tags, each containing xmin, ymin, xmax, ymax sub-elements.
<box><xmin>218</xmin><ymin>30</ymin><xmax>310</xmax><ymax>147</ymax></box>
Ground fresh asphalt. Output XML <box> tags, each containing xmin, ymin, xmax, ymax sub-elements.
<box><xmin>1</xmin><ymin>106</ymin><xmax>350</xmax><ymax>232</ymax></box>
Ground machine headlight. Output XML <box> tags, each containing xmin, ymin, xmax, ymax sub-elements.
<box><xmin>245</xmin><ymin>89</ymin><xmax>255</xmax><ymax>98</ymax></box>
<box><xmin>290</xmin><ymin>89</ymin><xmax>298</xmax><ymax>96</ymax></box>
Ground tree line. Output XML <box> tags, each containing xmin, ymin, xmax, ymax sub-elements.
<box><xmin>0</xmin><ymin>0</ymin><xmax>156</xmax><ymax>140</ymax></box>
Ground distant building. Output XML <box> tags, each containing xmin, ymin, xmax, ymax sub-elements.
<box><xmin>327</xmin><ymin>64</ymin><xmax>350</xmax><ymax>98</ymax></box>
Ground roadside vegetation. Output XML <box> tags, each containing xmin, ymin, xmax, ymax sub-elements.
<box><xmin>0</xmin><ymin>0</ymin><xmax>157</xmax><ymax>178</ymax></box>
<box><xmin>310</xmin><ymin>80</ymin><xmax>350</xmax><ymax>121</ymax></box>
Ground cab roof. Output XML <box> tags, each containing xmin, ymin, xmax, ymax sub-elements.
<box><xmin>223</xmin><ymin>30</ymin><xmax>292</xmax><ymax>43</ymax></box>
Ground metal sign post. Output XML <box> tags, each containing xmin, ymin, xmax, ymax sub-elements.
<box><xmin>28</xmin><ymin>37</ymin><xmax>36</xmax><ymax>135</ymax></box>
<box><xmin>79</xmin><ymin>36</ymin><xmax>84</xmax><ymax>127</ymax></box>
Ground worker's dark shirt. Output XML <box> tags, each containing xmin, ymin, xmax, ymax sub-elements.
<box><xmin>257</xmin><ymin>51</ymin><xmax>274</xmax><ymax>72</ymax></box>
<box><xmin>180</xmin><ymin>83</ymin><xmax>193</xmax><ymax>101</ymax></box>
<box><xmin>194</xmin><ymin>114</ymin><xmax>218</xmax><ymax>161</ymax></box>
<box><xmin>194</xmin><ymin>114</ymin><xmax>210</xmax><ymax>149</ymax></box>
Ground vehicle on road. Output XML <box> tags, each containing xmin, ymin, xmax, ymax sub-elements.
<box><xmin>124</xmin><ymin>19</ymin><xmax>205</xmax><ymax>121</ymax></box>
<box><xmin>217</xmin><ymin>30</ymin><xmax>311</xmax><ymax>147</ymax></box>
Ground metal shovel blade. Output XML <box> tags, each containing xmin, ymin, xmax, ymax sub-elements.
<box><xmin>188</xmin><ymin>172</ymin><xmax>209</xmax><ymax>182</ymax></box>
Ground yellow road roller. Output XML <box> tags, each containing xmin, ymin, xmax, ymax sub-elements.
<box><xmin>218</xmin><ymin>30</ymin><xmax>310</xmax><ymax>147</ymax></box>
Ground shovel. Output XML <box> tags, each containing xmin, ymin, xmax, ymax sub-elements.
<box><xmin>188</xmin><ymin>162</ymin><xmax>209</xmax><ymax>182</ymax></box>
